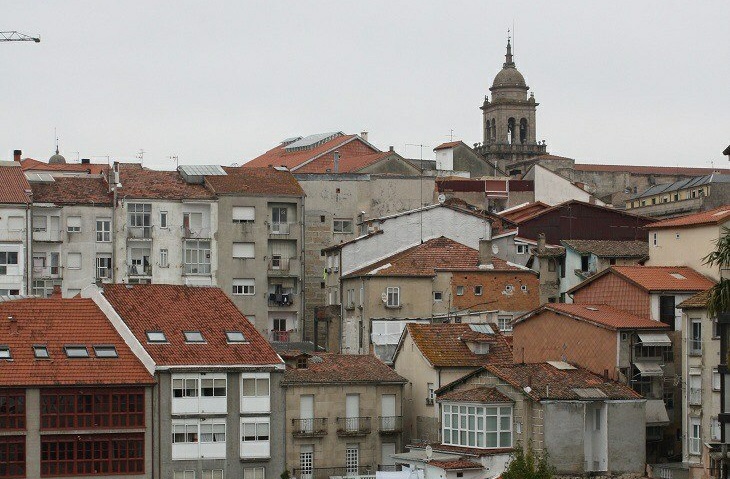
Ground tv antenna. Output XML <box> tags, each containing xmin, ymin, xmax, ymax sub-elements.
<box><xmin>169</xmin><ymin>155</ymin><xmax>179</xmax><ymax>168</ymax></box>
<box><xmin>136</xmin><ymin>149</ymin><xmax>145</xmax><ymax>166</ymax></box>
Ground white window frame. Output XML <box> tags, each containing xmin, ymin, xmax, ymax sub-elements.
<box><xmin>233</xmin><ymin>206</ymin><xmax>255</xmax><ymax>223</ymax></box>
<box><xmin>241</xmin><ymin>373</ymin><xmax>271</xmax><ymax>414</ymax></box>
<box><xmin>66</xmin><ymin>216</ymin><xmax>81</xmax><ymax>233</ymax></box>
<box><xmin>67</xmin><ymin>252</ymin><xmax>82</xmax><ymax>270</ymax></box>
<box><xmin>174</xmin><ymin>471</ymin><xmax>196</xmax><ymax>479</ymax></box>
<box><xmin>96</xmin><ymin>218</ymin><xmax>111</xmax><ymax>242</ymax></box>
<box><xmin>240</xmin><ymin>417</ymin><xmax>270</xmax><ymax>459</ymax></box>
<box><xmin>714</xmin><ymin>369</ymin><xmax>721</xmax><ymax>391</ymax></box>
<box><xmin>184</xmin><ymin>240</ymin><xmax>211</xmax><ymax>275</ymax></box>
<box><xmin>386</xmin><ymin>287</ymin><xmax>400</xmax><ymax>308</ymax></box>
<box><xmin>160</xmin><ymin>211</ymin><xmax>168</xmax><ymax>229</ymax></box>
<box><xmin>433</xmin><ymin>291</ymin><xmax>443</xmax><ymax>302</ymax></box>
<box><xmin>498</xmin><ymin>315</ymin><xmax>513</xmax><ymax>332</ymax></box>
<box><xmin>345</xmin><ymin>444</ymin><xmax>359</xmax><ymax>475</ymax></box>
<box><xmin>689</xmin><ymin>417</ymin><xmax>701</xmax><ymax>455</ymax></box>
<box><xmin>427</xmin><ymin>383</ymin><xmax>435</xmax><ymax>405</ymax></box>
<box><xmin>243</xmin><ymin>467</ymin><xmax>265</xmax><ymax>479</ymax></box>
<box><xmin>442</xmin><ymin>402</ymin><xmax>513</xmax><ymax>449</ymax></box>
<box><xmin>96</xmin><ymin>255</ymin><xmax>112</xmax><ymax>280</ymax></box>
<box><xmin>334</xmin><ymin>219</ymin><xmax>354</xmax><ymax>234</ymax></box>
<box><xmin>233</xmin><ymin>278</ymin><xmax>255</xmax><ymax>296</ymax></box>
<box><xmin>516</xmin><ymin>244</ymin><xmax>528</xmax><ymax>254</ymax></box>
<box><xmin>474</xmin><ymin>285</ymin><xmax>483</xmax><ymax>296</ymax></box>
<box><xmin>160</xmin><ymin>249</ymin><xmax>169</xmax><ymax>268</ymax></box>
<box><xmin>456</xmin><ymin>286</ymin><xmax>464</xmax><ymax>296</ymax></box>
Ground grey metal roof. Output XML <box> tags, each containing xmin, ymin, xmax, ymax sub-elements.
<box><xmin>178</xmin><ymin>164</ymin><xmax>227</xmax><ymax>177</ymax></box>
<box><xmin>284</xmin><ymin>131</ymin><xmax>343</xmax><ymax>152</ymax></box>
<box><xmin>631</xmin><ymin>174</ymin><xmax>730</xmax><ymax>200</ymax></box>
<box><xmin>468</xmin><ymin>323</ymin><xmax>494</xmax><ymax>334</ymax></box>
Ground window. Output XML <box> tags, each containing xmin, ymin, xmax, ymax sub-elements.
<box><xmin>712</xmin><ymin>417</ymin><xmax>721</xmax><ymax>441</ymax></box>
<box><xmin>689</xmin><ymin>374</ymin><xmax>702</xmax><ymax>405</ymax></box>
<box><xmin>0</xmin><ymin>391</ymin><xmax>25</xmax><ymax>429</ymax></box>
<box><xmin>204</xmin><ymin>471</ymin><xmax>224</xmax><ymax>479</ymax></box>
<box><xmin>184</xmin><ymin>240</ymin><xmax>211</xmax><ymax>275</ymax></box>
<box><xmin>505</xmin><ymin>284</ymin><xmax>514</xmax><ymax>293</ymax></box>
<box><xmin>40</xmin><ymin>389</ymin><xmax>145</xmax><ymax>429</ymax></box>
<box><xmin>226</xmin><ymin>331</ymin><xmax>246</xmax><ymax>343</ymax></box>
<box><xmin>581</xmin><ymin>255</ymin><xmax>590</xmax><ymax>272</ymax></box>
<box><xmin>516</xmin><ymin>244</ymin><xmax>528</xmax><ymax>254</ymax></box>
<box><xmin>33</xmin><ymin>345</ymin><xmax>50</xmax><ymax>359</ymax></box>
<box><xmin>159</xmin><ymin>211</ymin><xmax>168</xmax><ymax>229</ymax></box>
<box><xmin>689</xmin><ymin>417</ymin><xmax>701</xmax><ymax>455</ymax></box>
<box><xmin>653</xmin><ymin>233</ymin><xmax>657</xmax><ymax>247</ymax></box>
<box><xmin>241</xmin><ymin>421</ymin><xmax>269</xmax><ymax>441</ymax></box>
<box><xmin>232</xmin><ymin>242</ymin><xmax>255</xmax><ymax>259</ymax></box>
<box><xmin>146</xmin><ymin>331</ymin><xmax>167</xmax><ymax>343</ymax></box>
<box><xmin>272</xmin><ymin>207</ymin><xmax>288</xmax><ymax>225</ymax></box>
<box><xmin>547</xmin><ymin>258</ymin><xmax>556</xmax><ymax>272</ymax></box>
<box><xmin>128</xmin><ymin>203</ymin><xmax>152</xmax><ymax>238</ymax></box>
<box><xmin>64</xmin><ymin>346</ymin><xmax>88</xmax><ymax>358</ymax></box>
<box><xmin>0</xmin><ymin>346</ymin><xmax>11</xmax><ymax>359</ymax></box>
<box><xmin>96</xmin><ymin>219</ymin><xmax>111</xmax><ymax>242</ymax></box>
<box><xmin>442</xmin><ymin>403</ymin><xmax>512</xmax><ymax>449</ymax></box>
<box><xmin>474</xmin><ymin>285</ymin><xmax>483</xmax><ymax>296</ymax></box>
<box><xmin>334</xmin><ymin>219</ymin><xmax>353</xmax><ymax>234</ymax></box>
<box><xmin>0</xmin><ymin>436</ymin><xmax>24</xmax><ymax>477</ymax></box>
<box><xmin>714</xmin><ymin>369</ymin><xmax>721</xmax><ymax>391</ymax></box>
<box><xmin>67</xmin><ymin>252</ymin><xmax>82</xmax><ymax>270</ymax></box>
<box><xmin>242</xmin><ymin>377</ymin><xmax>270</xmax><ymax>397</ymax></box>
<box><xmin>174</xmin><ymin>472</ymin><xmax>195</xmax><ymax>479</ymax></box>
<box><xmin>0</xmin><ymin>289</ymin><xmax>19</xmax><ymax>296</ymax></box>
<box><xmin>609</xmin><ymin>258</ymin><xmax>616</xmax><ymax>265</ymax></box>
<box><xmin>433</xmin><ymin>291</ymin><xmax>443</xmax><ymax>302</ymax></box>
<box><xmin>96</xmin><ymin>255</ymin><xmax>112</xmax><ymax>280</ymax></box>
<box><xmin>172</xmin><ymin>423</ymin><xmax>199</xmax><ymax>443</ymax></box>
<box><xmin>233</xmin><ymin>206</ymin><xmax>255</xmax><ymax>223</ymax></box>
<box><xmin>300</xmin><ymin>445</ymin><xmax>314</xmax><ymax>479</ymax></box>
<box><xmin>386</xmin><ymin>287</ymin><xmax>400</xmax><ymax>308</ymax></box>
<box><xmin>93</xmin><ymin>345</ymin><xmax>118</xmax><ymax>358</ymax></box>
<box><xmin>498</xmin><ymin>315</ymin><xmax>512</xmax><ymax>332</ymax></box>
<box><xmin>7</xmin><ymin>216</ymin><xmax>24</xmax><ymax>231</ymax></box>
<box><xmin>231</xmin><ymin>278</ymin><xmax>255</xmax><ymax>296</ymax></box>
<box><xmin>160</xmin><ymin>249</ymin><xmax>169</xmax><ymax>268</ymax></box>
<box><xmin>200</xmin><ymin>423</ymin><xmax>226</xmax><ymax>443</ymax></box>
<box><xmin>690</xmin><ymin>319</ymin><xmax>702</xmax><ymax>355</ymax></box>
<box><xmin>184</xmin><ymin>331</ymin><xmax>205</xmax><ymax>343</ymax></box>
<box><xmin>183</xmin><ymin>212</ymin><xmax>203</xmax><ymax>235</ymax></box>
<box><xmin>427</xmin><ymin>383</ymin><xmax>435</xmax><ymax>405</ymax></box>
<box><xmin>456</xmin><ymin>286</ymin><xmax>464</xmax><ymax>296</ymax></box>
<box><xmin>173</xmin><ymin>378</ymin><xmax>199</xmax><ymax>398</ymax></box>
<box><xmin>201</xmin><ymin>378</ymin><xmax>226</xmax><ymax>397</ymax></box>
<box><xmin>33</xmin><ymin>215</ymin><xmax>47</xmax><ymax>232</ymax></box>
<box><xmin>713</xmin><ymin>317</ymin><xmax>720</xmax><ymax>338</ymax></box>
<box><xmin>0</xmin><ymin>252</ymin><xmax>19</xmax><ymax>275</ymax></box>
<box><xmin>346</xmin><ymin>444</ymin><xmax>359</xmax><ymax>475</ymax></box>
<box><xmin>244</xmin><ymin>467</ymin><xmax>265</xmax><ymax>479</ymax></box>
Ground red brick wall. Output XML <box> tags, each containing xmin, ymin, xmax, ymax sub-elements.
<box><xmin>512</xmin><ymin>310</ymin><xmax>619</xmax><ymax>379</ymax></box>
<box><xmin>450</xmin><ymin>271</ymin><xmax>540</xmax><ymax>311</ymax></box>
<box><xmin>572</xmin><ymin>273</ymin><xmax>650</xmax><ymax>318</ymax></box>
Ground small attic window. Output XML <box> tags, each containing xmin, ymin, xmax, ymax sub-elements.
<box><xmin>184</xmin><ymin>331</ymin><xmax>206</xmax><ymax>343</ymax></box>
<box><xmin>33</xmin><ymin>345</ymin><xmax>49</xmax><ymax>359</ymax></box>
<box><xmin>146</xmin><ymin>331</ymin><xmax>167</xmax><ymax>343</ymax></box>
<box><xmin>93</xmin><ymin>345</ymin><xmax>119</xmax><ymax>358</ymax></box>
<box><xmin>64</xmin><ymin>345</ymin><xmax>89</xmax><ymax>358</ymax></box>
<box><xmin>225</xmin><ymin>331</ymin><xmax>246</xmax><ymax>343</ymax></box>
<box><xmin>296</xmin><ymin>357</ymin><xmax>308</xmax><ymax>369</ymax></box>
<box><xmin>0</xmin><ymin>345</ymin><xmax>11</xmax><ymax>359</ymax></box>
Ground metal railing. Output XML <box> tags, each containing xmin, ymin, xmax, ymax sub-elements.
<box><xmin>128</xmin><ymin>265</ymin><xmax>152</xmax><ymax>276</ymax></box>
<box><xmin>336</xmin><ymin>417</ymin><xmax>371</xmax><ymax>436</ymax></box>
<box><xmin>292</xmin><ymin>418</ymin><xmax>328</xmax><ymax>437</ymax></box>
<box><xmin>269</xmin><ymin>222</ymin><xmax>294</xmax><ymax>235</ymax></box>
<box><xmin>689</xmin><ymin>339</ymin><xmax>702</xmax><ymax>356</ymax></box>
<box><xmin>378</xmin><ymin>416</ymin><xmax>402</xmax><ymax>434</ymax></box>
<box><xmin>270</xmin><ymin>330</ymin><xmax>291</xmax><ymax>342</ymax></box>
<box><xmin>292</xmin><ymin>466</ymin><xmax>374</xmax><ymax>479</ymax></box>
<box><xmin>127</xmin><ymin>226</ymin><xmax>152</xmax><ymax>239</ymax></box>
<box><xmin>32</xmin><ymin>266</ymin><xmax>61</xmax><ymax>278</ymax></box>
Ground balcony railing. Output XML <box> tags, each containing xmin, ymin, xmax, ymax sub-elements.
<box><xmin>377</xmin><ymin>465</ymin><xmax>402</xmax><ymax>472</ymax></box>
<box><xmin>32</xmin><ymin>266</ymin><xmax>61</xmax><ymax>278</ymax></box>
<box><xmin>689</xmin><ymin>339</ymin><xmax>702</xmax><ymax>356</ymax></box>
<box><xmin>292</xmin><ymin>466</ymin><xmax>374</xmax><ymax>479</ymax></box>
<box><xmin>270</xmin><ymin>330</ymin><xmax>292</xmax><ymax>342</ymax></box>
<box><xmin>292</xmin><ymin>418</ymin><xmax>328</xmax><ymax>437</ymax></box>
<box><xmin>336</xmin><ymin>417</ymin><xmax>371</xmax><ymax>436</ymax></box>
<box><xmin>183</xmin><ymin>227</ymin><xmax>212</xmax><ymax>239</ymax></box>
<box><xmin>689</xmin><ymin>388</ymin><xmax>702</xmax><ymax>406</ymax></box>
<box><xmin>269</xmin><ymin>222</ymin><xmax>295</xmax><ymax>235</ymax></box>
<box><xmin>127</xmin><ymin>226</ymin><xmax>152</xmax><ymax>239</ymax></box>
<box><xmin>378</xmin><ymin>416</ymin><xmax>402</xmax><ymax>434</ymax></box>
<box><xmin>268</xmin><ymin>258</ymin><xmax>292</xmax><ymax>274</ymax></box>
<box><xmin>128</xmin><ymin>265</ymin><xmax>152</xmax><ymax>277</ymax></box>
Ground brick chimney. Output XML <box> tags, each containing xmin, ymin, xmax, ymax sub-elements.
<box><xmin>479</xmin><ymin>238</ymin><xmax>493</xmax><ymax>266</ymax></box>
<box><xmin>360</xmin><ymin>131</ymin><xmax>368</xmax><ymax>142</ymax></box>
<box><xmin>9</xmin><ymin>315</ymin><xmax>17</xmax><ymax>335</ymax></box>
<box><xmin>537</xmin><ymin>233</ymin><xmax>546</xmax><ymax>254</ymax></box>
<box><xmin>13</xmin><ymin>150</ymin><xmax>21</xmax><ymax>162</ymax></box>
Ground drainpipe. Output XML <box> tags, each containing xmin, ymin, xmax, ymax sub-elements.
<box><xmin>25</xmin><ymin>196</ymin><xmax>32</xmax><ymax>294</ymax></box>
<box><xmin>300</xmin><ymin>193</ymin><xmax>306</xmax><ymax>343</ymax></box>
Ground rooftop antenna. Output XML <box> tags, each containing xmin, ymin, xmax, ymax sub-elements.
<box><xmin>136</xmin><ymin>149</ymin><xmax>145</xmax><ymax>167</ymax></box>
<box><xmin>169</xmin><ymin>155</ymin><xmax>179</xmax><ymax>168</ymax></box>
<box><xmin>71</xmin><ymin>151</ymin><xmax>80</xmax><ymax>163</ymax></box>
<box><xmin>54</xmin><ymin>128</ymin><xmax>59</xmax><ymax>155</ymax></box>
<box><xmin>449</xmin><ymin>129</ymin><xmax>454</xmax><ymax>141</ymax></box>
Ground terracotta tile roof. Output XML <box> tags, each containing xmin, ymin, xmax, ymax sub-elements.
<box><xmin>295</xmin><ymin>151</ymin><xmax>396</xmax><ymax>174</ymax></box>
<box><xmin>574</xmin><ymin>163</ymin><xmax>730</xmax><ymax>176</ymax></box>
<box><xmin>205</xmin><ymin>166</ymin><xmax>304</xmax><ymax>196</ymax></box>
<box><xmin>0</xmin><ymin>165</ymin><xmax>31</xmax><ymax>204</ymax></box>
<box><xmin>117</xmin><ymin>164</ymin><xmax>214</xmax><ymax>200</ymax></box>
<box><xmin>245</xmin><ymin>133</ymin><xmax>374</xmax><ymax>170</ymax></box>
<box><xmin>483</xmin><ymin>363</ymin><xmax>641</xmax><ymax>401</ymax></box>
<box><xmin>344</xmin><ymin>237</ymin><xmax>527</xmax><ymax>278</ymax></box>
<box><xmin>433</xmin><ymin>140</ymin><xmax>467</xmax><ymax>151</ymax></box>
<box><xmin>428</xmin><ymin>460</ymin><xmax>483</xmax><ymax>470</ymax></box>
<box><xmin>30</xmin><ymin>177</ymin><xmax>112</xmax><ymax>205</ymax></box>
<box><xmin>678</xmin><ymin>289</ymin><xmax>712</xmax><ymax>309</ymax></box>
<box><xmin>0</xmin><ymin>298</ymin><xmax>154</xmax><ymax>386</ymax></box>
<box><xmin>281</xmin><ymin>353</ymin><xmax>406</xmax><ymax>384</ymax></box>
<box><xmin>102</xmin><ymin>284</ymin><xmax>281</xmax><ymax>367</ymax></box>
<box><xmin>647</xmin><ymin>206</ymin><xmax>730</xmax><ymax>229</ymax></box>
<box><xmin>513</xmin><ymin>199</ymin><xmax>655</xmax><ymax>224</ymax></box>
<box><xmin>403</xmin><ymin>323</ymin><xmax>512</xmax><ymax>368</ymax></box>
<box><xmin>414</xmin><ymin>443</ymin><xmax>514</xmax><ymax>457</ymax></box>
<box><xmin>498</xmin><ymin>202</ymin><xmax>550</xmax><ymax>222</ymax></box>
<box><xmin>438</xmin><ymin>386</ymin><xmax>512</xmax><ymax>403</ymax></box>
<box><xmin>585</xmin><ymin>265</ymin><xmax>715</xmax><ymax>293</ymax></box>
<box><xmin>561</xmin><ymin>240</ymin><xmax>649</xmax><ymax>258</ymax></box>
<box><xmin>21</xmin><ymin>158</ymin><xmax>109</xmax><ymax>175</ymax></box>
<box><xmin>516</xmin><ymin>303</ymin><xmax>668</xmax><ymax>331</ymax></box>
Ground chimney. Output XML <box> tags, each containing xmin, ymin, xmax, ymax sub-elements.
<box><xmin>13</xmin><ymin>150</ymin><xmax>21</xmax><ymax>162</ymax></box>
<box><xmin>389</xmin><ymin>146</ymin><xmax>394</xmax><ymax>152</ymax></box>
<box><xmin>81</xmin><ymin>158</ymin><xmax>90</xmax><ymax>164</ymax></box>
<box><xmin>333</xmin><ymin>151</ymin><xmax>340</xmax><ymax>173</ymax></box>
<box><xmin>9</xmin><ymin>315</ymin><xmax>17</xmax><ymax>335</ymax></box>
<box><xmin>479</xmin><ymin>238</ymin><xmax>493</xmax><ymax>266</ymax></box>
<box><xmin>537</xmin><ymin>233</ymin><xmax>546</xmax><ymax>254</ymax></box>
<box><xmin>360</xmin><ymin>131</ymin><xmax>368</xmax><ymax>142</ymax></box>
<box><xmin>51</xmin><ymin>285</ymin><xmax>62</xmax><ymax>298</ymax></box>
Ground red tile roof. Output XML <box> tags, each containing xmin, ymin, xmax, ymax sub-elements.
<box><xmin>117</xmin><ymin>164</ymin><xmax>214</xmax><ymax>200</ymax></box>
<box><xmin>21</xmin><ymin>158</ymin><xmax>109</xmax><ymax>175</ymax></box>
<box><xmin>428</xmin><ymin>460</ymin><xmax>483</xmax><ymax>470</ymax></box>
<box><xmin>402</xmin><ymin>323</ymin><xmax>512</xmax><ymax>368</ymax></box>
<box><xmin>561</xmin><ymin>240</ymin><xmax>649</xmax><ymax>258</ymax></box>
<box><xmin>678</xmin><ymin>289</ymin><xmax>712</xmax><ymax>309</ymax></box>
<box><xmin>569</xmin><ymin>265</ymin><xmax>715</xmax><ymax>294</ymax></box>
<box><xmin>0</xmin><ymin>298</ymin><xmax>154</xmax><ymax>386</ymax></box>
<box><xmin>245</xmin><ymin>134</ymin><xmax>377</xmax><ymax>170</ymax></box>
<box><xmin>295</xmin><ymin>151</ymin><xmax>399</xmax><ymax>174</ymax></box>
<box><xmin>516</xmin><ymin>303</ymin><xmax>668</xmax><ymax>331</ymax></box>
<box><xmin>483</xmin><ymin>363</ymin><xmax>642</xmax><ymax>401</ymax></box>
<box><xmin>438</xmin><ymin>386</ymin><xmax>512</xmax><ymax>403</ymax></box>
<box><xmin>205</xmin><ymin>166</ymin><xmax>304</xmax><ymax>196</ymax></box>
<box><xmin>574</xmin><ymin>163</ymin><xmax>730</xmax><ymax>176</ymax></box>
<box><xmin>498</xmin><ymin>202</ymin><xmax>550</xmax><ymax>223</ymax></box>
<box><xmin>414</xmin><ymin>443</ymin><xmax>514</xmax><ymax>457</ymax></box>
<box><xmin>433</xmin><ymin>140</ymin><xmax>467</xmax><ymax>151</ymax></box>
<box><xmin>344</xmin><ymin>237</ymin><xmax>528</xmax><ymax>278</ymax></box>
<box><xmin>647</xmin><ymin>206</ymin><xmax>730</xmax><ymax>229</ymax></box>
<box><xmin>0</xmin><ymin>165</ymin><xmax>31</xmax><ymax>204</ymax></box>
<box><xmin>30</xmin><ymin>177</ymin><xmax>112</xmax><ymax>205</ymax></box>
<box><xmin>102</xmin><ymin>284</ymin><xmax>282</xmax><ymax>367</ymax></box>
<box><xmin>281</xmin><ymin>353</ymin><xmax>406</xmax><ymax>384</ymax></box>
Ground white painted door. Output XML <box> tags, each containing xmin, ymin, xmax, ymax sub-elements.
<box><xmin>381</xmin><ymin>394</ymin><xmax>396</xmax><ymax>430</ymax></box>
<box><xmin>381</xmin><ymin>442</ymin><xmax>396</xmax><ymax>468</ymax></box>
<box><xmin>346</xmin><ymin>394</ymin><xmax>359</xmax><ymax>431</ymax></box>
<box><xmin>300</xmin><ymin>395</ymin><xmax>314</xmax><ymax>433</ymax></box>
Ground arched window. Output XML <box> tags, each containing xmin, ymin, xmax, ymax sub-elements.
<box><xmin>520</xmin><ymin>118</ymin><xmax>528</xmax><ymax>143</ymax></box>
<box><xmin>491</xmin><ymin>119</ymin><xmax>496</xmax><ymax>140</ymax></box>
<box><xmin>486</xmin><ymin>120</ymin><xmax>491</xmax><ymax>142</ymax></box>
<box><xmin>507</xmin><ymin>118</ymin><xmax>516</xmax><ymax>144</ymax></box>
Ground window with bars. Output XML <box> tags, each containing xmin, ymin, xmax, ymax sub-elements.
<box><xmin>0</xmin><ymin>436</ymin><xmax>25</xmax><ymax>478</ymax></box>
<box><xmin>0</xmin><ymin>391</ymin><xmax>25</xmax><ymax>430</ymax></box>
<box><xmin>40</xmin><ymin>389</ymin><xmax>145</xmax><ymax>429</ymax></box>
<box><xmin>40</xmin><ymin>434</ymin><xmax>144</xmax><ymax>476</ymax></box>
<box><xmin>345</xmin><ymin>445</ymin><xmax>359</xmax><ymax>475</ymax></box>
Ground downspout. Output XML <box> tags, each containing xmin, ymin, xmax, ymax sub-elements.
<box><xmin>151</xmin><ymin>383</ymin><xmax>156</xmax><ymax>479</ymax></box>
<box><xmin>25</xmin><ymin>197</ymin><xmax>32</xmax><ymax>294</ymax></box>
<box><xmin>156</xmin><ymin>374</ymin><xmax>161</xmax><ymax>479</ymax></box>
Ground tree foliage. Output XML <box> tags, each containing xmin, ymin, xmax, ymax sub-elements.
<box><xmin>704</xmin><ymin>227</ymin><xmax>730</xmax><ymax>316</ymax></box>
<box><xmin>502</xmin><ymin>441</ymin><xmax>555</xmax><ymax>479</ymax></box>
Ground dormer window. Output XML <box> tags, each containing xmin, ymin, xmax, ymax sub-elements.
<box><xmin>466</xmin><ymin>342</ymin><xmax>490</xmax><ymax>355</ymax></box>
<box><xmin>225</xmin><ymin>331</ymin><xmax>246</xmax><ymax>343</ymax></box>
<box><xmin>93</xmin><ymin>345</ymin><xmax>119</xmax><ymax>358</ymax></box>
<box><xmin>0</xmin><ymin>345</ymin><xmax>11</xmax><ymax>359</ymax></box>
<box><xmin>296</xmin><ymin>357</ymin><xmax>308</xmax><ymax>369</ymax></box>
<box><xmin>64</xmin><ymin>345</ymin><xmax>89</xmax><ymax>358</ymax></box>
<box><xmin>146</xmin><ymin>331</ymin><xmax>167</xmax><ymax>343</ymax></box>
<box><xmin>184</xmin><ymin>331</ymin><xmax>205</xmax><ymax>343</ymax></box>
<box><xmin>33</xmin><ymin>345</ymin><xmax>49</xmax><ymax>359</ymax></box>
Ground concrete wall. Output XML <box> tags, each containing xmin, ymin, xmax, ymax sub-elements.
<box><xmin>606</xmin><ymin>400</ymin><xmax>646</xmax><ymax>473</ymax></box>
<box><xmin>0</xmin><ymin>204</ymin><xmax>29</xmax><ymax>294</ymax></box>
<box><xmin>543</xmin><ymin>401</ymin><xmax>586</xmax><ymax>473</ymax></box>
<box><xmin>647</xmin><ymin>223</ymin><xmax>726</xmax><ymax>281</ymax></box>
<box><xmin>525</xmin><ymin>165</ymin><xmax>595</xmax><ymax>206</ymax></box>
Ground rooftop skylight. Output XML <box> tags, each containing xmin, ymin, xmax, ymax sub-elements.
<box><xmin>669</xmin><ymin>273</ymin><xmax>687</xmax><ymax>280</ymax></box>
<box><xmin>184</xmin><ymin>331</ymin><xmax>205</xmax><ymax>343</ymax></box>
<box><xmin>0</xmin><ymin>346</ymin><xmax>11</xmax><ymax>359</ymax></box>
<box><xmin>64</xmin><ymin>345</ymin><xmax>89</xmax><ymax>358</ymax></box>
<box><xmin>93</xmin><ymin>345</ymin><xmax>119</xmax><ymax>358</ymax></box>
<box><xmin>33</xmin><ymin>345</ymin><xmax>49</xmax><ymax>359</ymax></box>
<box><xmin>145</xmin><ymin>331</ymin><xmax>167</xmax><ymax>343</ymax></box>
<box><xmin>225</xmin><ymin>331</ymin><xmax>246</xmax><ymax>343</ymax></box>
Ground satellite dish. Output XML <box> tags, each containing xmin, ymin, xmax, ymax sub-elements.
<box><xmin>381</xmin><ymin>292</ymin><xmax>388</xmax><ymax>303</ymax></box>
<box><xmin>438</xmin><ymin>194</ymin><xmax>446</xmax><ymax>204</ymax></box>
<box><xmin>425</xmin><ymin>445</ymin><xmax>433</xmax><ymax>461</ymax></box>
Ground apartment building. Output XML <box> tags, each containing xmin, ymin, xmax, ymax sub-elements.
<box><xmin>28</xmin><ymin>175</ymin><xmax>114</xmax><ymax>297</ymax></box>
<box><xmin>626</xmin><ymin>175</ymin><xmax>730</xmax><ymax>218</ymax></box>
<box><xmin>281</xmin><ymin>353</ymin><xmax>407</xmax><ymax>478</ymax></box>
<box><xmin>86</xmin><ymin>284</ymin><xmax>286</xmax><ymax>479</ymax></box>
<box><xmin>392</xmin><ymin>323</ymin><xmax>512</xmax><ymax>445</ymax></box>
<box><xmin>0</xmin><ymin>163</ymin><xmax>32</xmax><ymax>296</ymax></box>
<box><xmin>206</xmin><ymin>167</ymin><xmax>305</xmax><ymax>342</ymax></box>
<box><xmin>0</xmin><ymin>295</ymin><xmax>155</xmax><ymax>478</ymax></box>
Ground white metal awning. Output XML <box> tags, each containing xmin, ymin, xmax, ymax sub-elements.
<box><xmin>634</xmin><ymin>361</ymin><xmax>664</xmax><ymax>377</ymax></box>
<box><xmin>646</xmin><ymin>399</ymin><xmax>670</xmax><ymax>425</ymax></box>
<box><xmin>638</xmin><ymin>333</ymin><xmax>672</xmax><ymax>347</ymax></box>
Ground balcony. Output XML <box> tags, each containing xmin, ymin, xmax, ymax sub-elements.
<box><xmin>292</xmin><ymin>418</ymin><xmax>328</xmax><ymax>438</ymax></box>
<box><xmin>33</xmin><ymin>229</ymin><xmax>63</xmax><ymax>243</ymax></box>
<box><xmin>689</xmin><ymin>339</ymin><xmax>702</xmax><ymax>356</ymax></box>
<box><xmin>184</xmin><ymin>264</ymin><xmax>212</xmax><ymax>276</ymax></box>
<box><xmin>127</xmin><ymin>226</ymin><xmax>152</xmax><ymax>240</ymax></box>
<box><xmin>32</xmin><ymin>266</ymin><xmax>61</xmax><ymax>279</ymax></box>
<box><xmin>269</xmin><ymin>330</ymin><xmax>293</xmax><ymax>342</ymax></box>
<box><xmin>128</xmin><ymin>265</ymin><xmax>152</xmax><ymax>277</ymax></box>
<box><xmin>292</xmin><ymin>466</ymin><xmax>374</xmax><ymax>479</ymax></box>
<box><xmin>268</xmin><ymin>258</ymin><xmax>294</xmax><ymax>276</ymax></box>
<box><xmin>183</xmin><ymin>226</ymin><xmax>212</xmax><ymax>239</ymax></box>
<box><xmin>268</xmin><ymin>291</ymin><xmax>296</xmax><ymax>308</ymax></box>
<box><xmin>268</xmin><ymin>222</ymin><xmax>296</xmax><ymax>236</ymax></box>
<box><xmin>336</xmin><ymin>417</ymin><xmax>371</xmax><ymax>436</ymax></box>
<box><xmin>378</xmin><ymin>416</ymin><xmax>402</xmax><ymax>435</ymax></box>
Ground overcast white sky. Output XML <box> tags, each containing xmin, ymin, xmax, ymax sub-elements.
<box><xmin>2</xmin><ymin>1</ymin><xmax>729</xmax><ymax>170</ymax></box>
